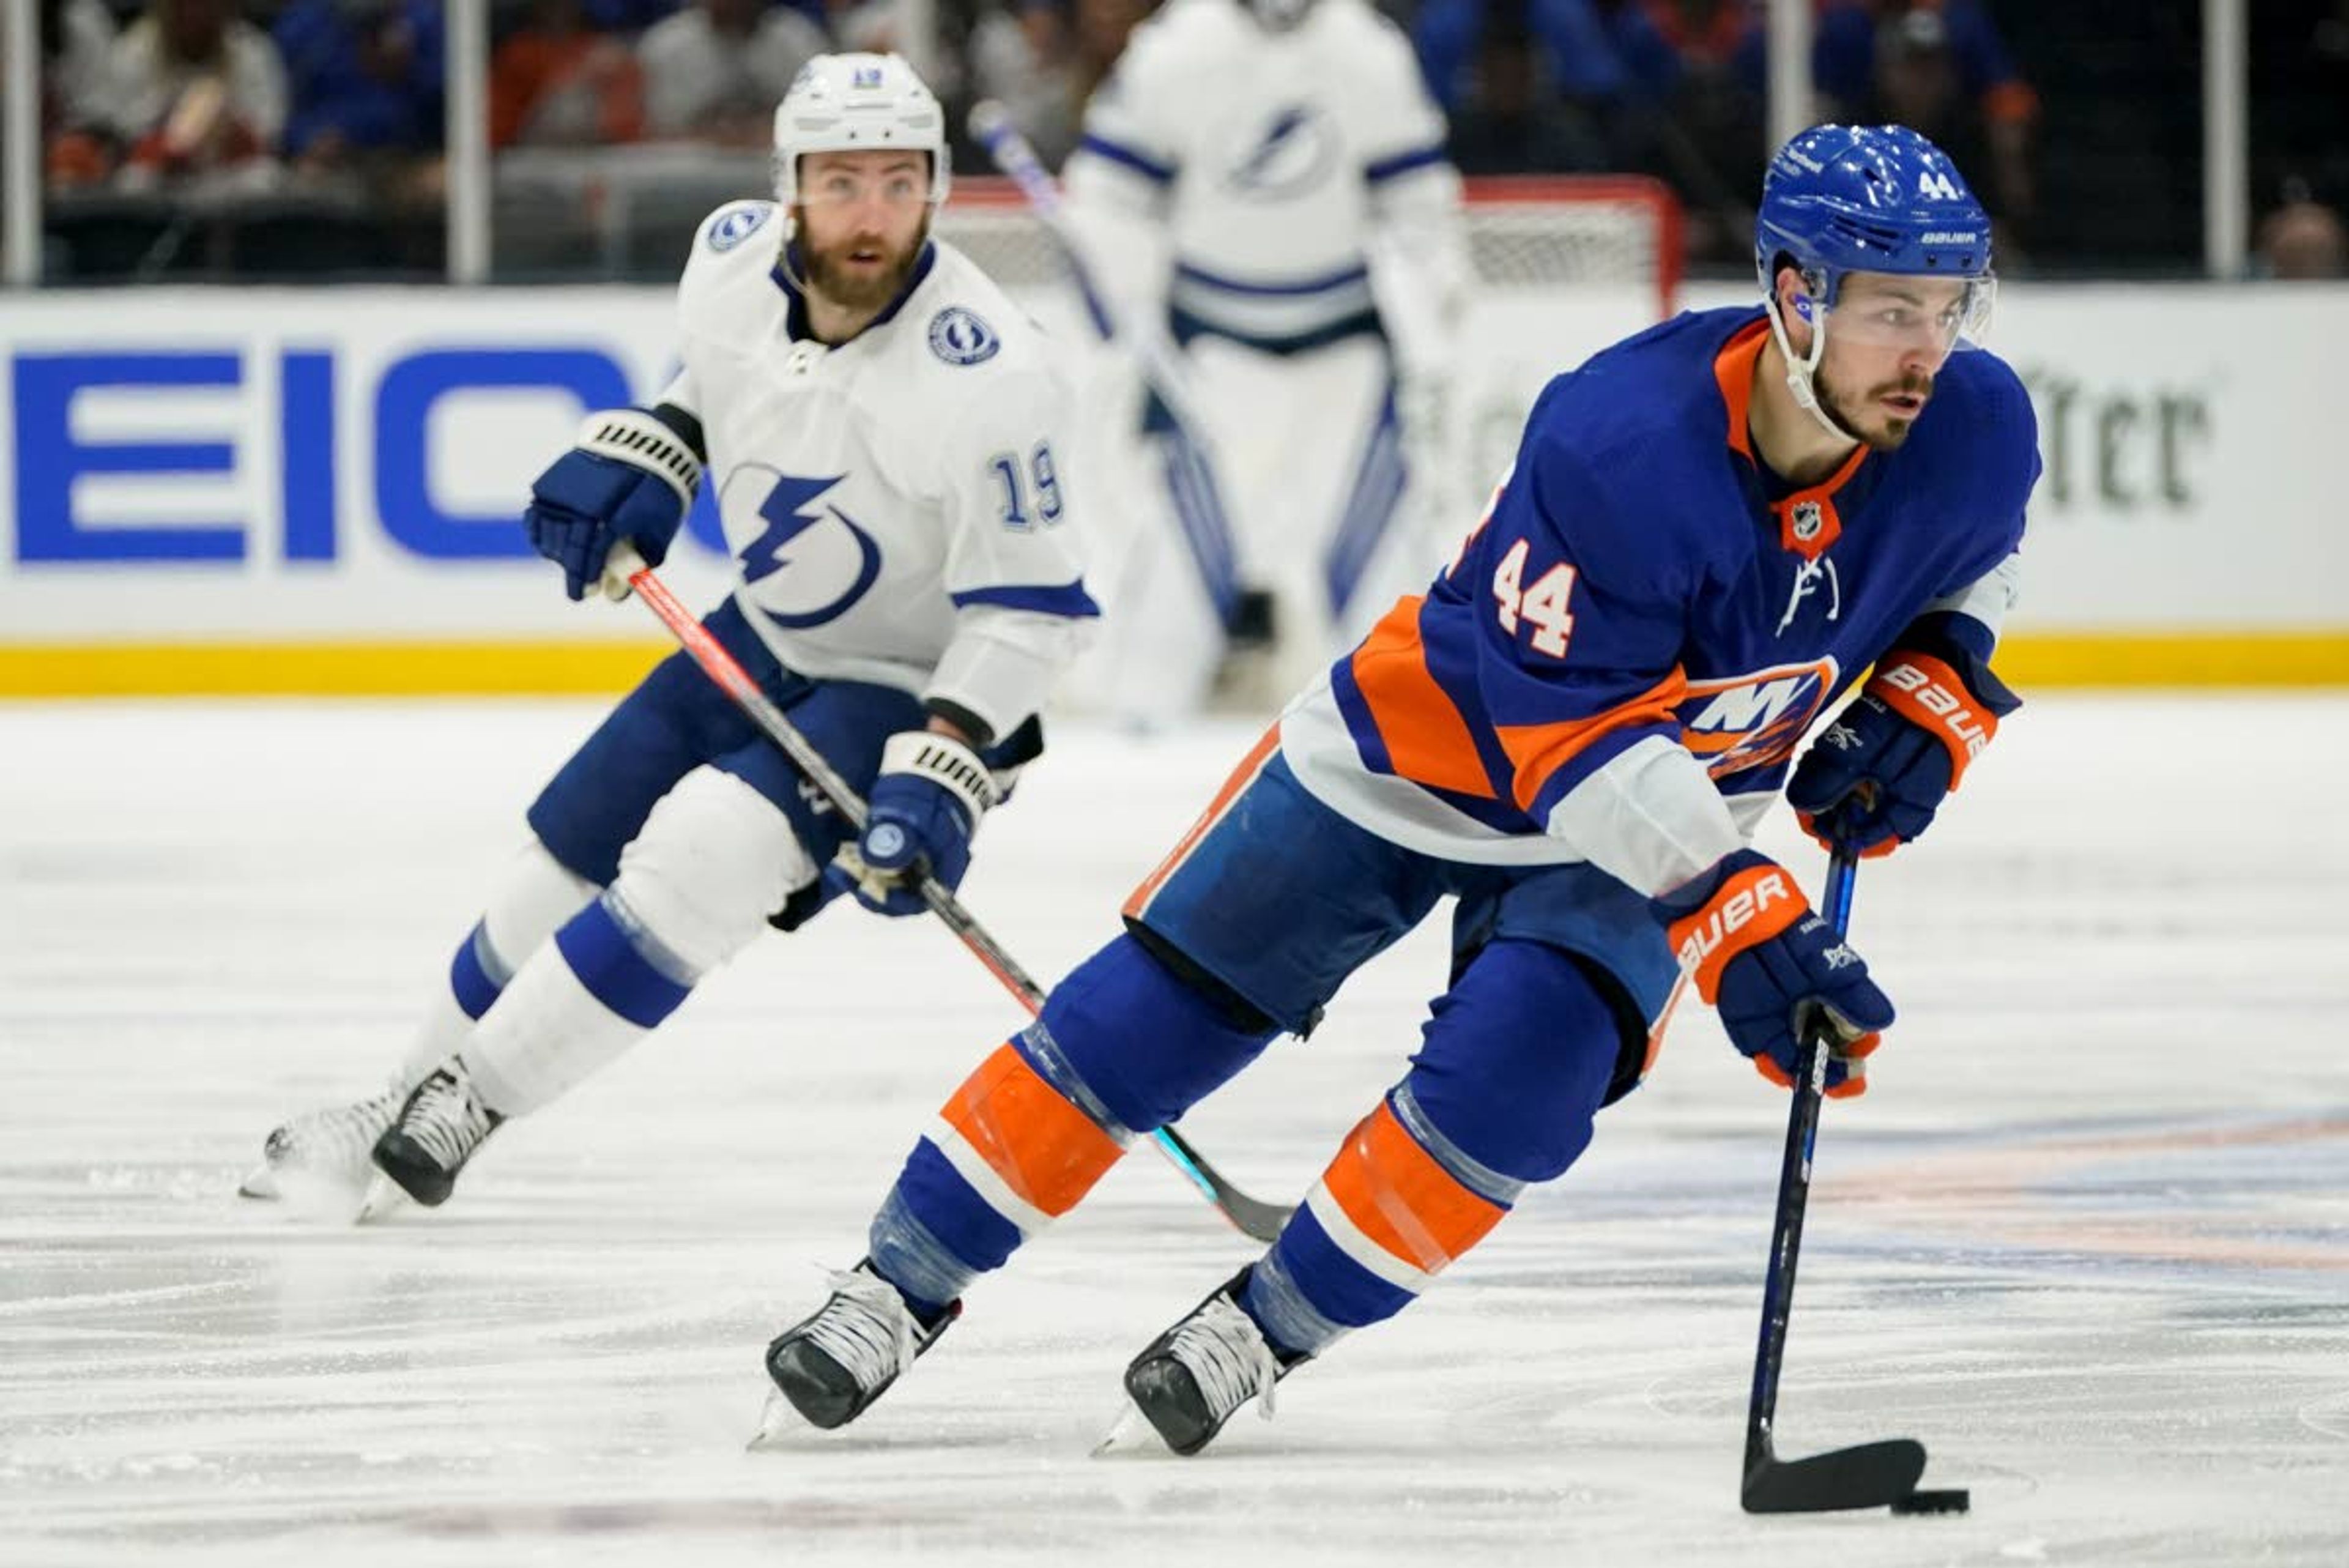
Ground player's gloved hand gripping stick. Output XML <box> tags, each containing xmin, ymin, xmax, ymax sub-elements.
<box><xmin>600</xmin><ymin>546</ymin><xmax>1292</xmax><ymax>1243</ymax></box>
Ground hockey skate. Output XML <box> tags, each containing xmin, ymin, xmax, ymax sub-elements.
<box><xmin>240</xmin><ymin>1082</ymin><xmax>408</xmax><ymax>1216</ymax></box>
<box><xmin>754</xmin><ymin>1262</ymin><xmax>960</xmax><ymax>1443</ymax></box>
<box><xmin>1107</xmin><ymin>1269</ymin><xmax>1305</xmax><ymax>1456</ymax></box>
<box><xmin>368</xmin><ymin>1056</ymin><xmax>504</xmax><ymax>1209</ymax></box>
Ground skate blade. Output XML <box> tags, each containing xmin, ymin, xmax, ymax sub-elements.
<box><xmin>1089</xmin><ymin>1400</ymin><xmax>1162</xmax><ymax>1458</ymax></box>
<box><xmin>251</xmin><ymin>1162</ymin><xmax>384</xmax><ymax>1225</ymax></box>
<box><xmin>745</xmin><ymin>1391</ymin><xmax>803</xmax><ymax>1452</ymax></box>
<box><xmin>355</xmin><ymin>1173</ymin><xmax>409</xmax><ymax>1224</ymax></box>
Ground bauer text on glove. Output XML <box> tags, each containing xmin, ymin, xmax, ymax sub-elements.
<box><xmin>1650</xmin><ymin>849</ymin><xmax>1894</xmax><ymax>1098</ymax></box>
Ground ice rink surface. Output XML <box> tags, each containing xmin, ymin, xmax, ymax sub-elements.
<box><xmin>4</xmin><ymin>694</ymin><xmax>2347</xmax><ymax>1567</ymax></box>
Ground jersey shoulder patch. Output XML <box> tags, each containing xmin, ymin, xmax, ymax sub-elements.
<box><xmin>703</xmin><ymin>201</ymin><xmax>775</xmax><ymax>254</ymax></box>
<box><xmin>927</xmin><ymin>306</ymin><xmax>1001</xmax><ymax>366</ymax></box>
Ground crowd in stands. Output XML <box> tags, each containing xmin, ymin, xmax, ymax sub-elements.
<box><xmin>19</xmin><ymin>0</ymin><xmax>2349</xmax><ymax>280</ymax></box>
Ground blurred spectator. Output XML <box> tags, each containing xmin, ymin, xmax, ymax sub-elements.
<box><xmin>1067</xmin><ymin>0</ymin><xmax>1150</xmax><ymax>103</ymax></box>
<box><xmin>1817</xmin><ymin>1</ymin><xmax>2037</xmax><ymax>251</ymax></box>
<box><xmin>490</xmin><ymin>0</ymin><xmax>645</xmax><ymax>149</ymax></box>
<box><xmin>637</xmin><ymin>0</ymin><xmax>827</xmax><ymax>145</ymax></box>
<box><xmin>103</xmin><ymin>0</ymin><xmax>290</xmax><ymax>191</ymax></box>
<box><xmin>39</xmin><ymin>0</ymin><xmax>119</xmax><ymax>189</ymax></box>
<box><xmin>584</xmin><ymin>0</ymin><xmax>688</xmax><ymax>25</ymax></box>
<box><xmin>788</xmin><ymin>0</ymin><xmax>918</xmax><ymax>65</ymax></box>
<box><xmin>1445</xmin><ymin>6</ymin><xmax>1614</xmax><ymax>174</ymax></box>
<box><xmin>272</xmin><ymin>0</ymin><xmax>445</xmax><ymax>182</ymax></box>
<box><xmin>2257</xmin><ymin>190</ymin><xmax>2349</xmax><ymax>280</ymax></box>
<box><xmin>1601</xmin><ymin>0</ymin><xmax>1772</xmax><ymax>264</ymax></box>
<box><xmin>1413</xmin><ymin>0</ymin><xmax>1628</xmax><ymax>117</ymax></box>
<box><xmin>967</xmin><ymin>0</ymin><xmax>1080</xmax><ymax>168</ymax></box>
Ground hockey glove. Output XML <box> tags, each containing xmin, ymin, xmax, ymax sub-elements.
<box><xmin>1787</xmin><ymin>637</ymin><xmax>2021</xmax><ymax>858</ymax></box>
<box><xmin>832</xmin><ymin>730</ymin><xmax>998</xmax><ymax>918</ymax></box>
<box><xmin>1650</xmin><ymin>849</ymin><xmax>1894</xmax><ymax>1098</ymax></box>
<box><xmin>523</xmin><ymin>407</ymin><xmax>703</xmax><ymax>601</ymax></box>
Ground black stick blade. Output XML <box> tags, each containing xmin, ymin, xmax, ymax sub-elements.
<box><xmin>1155</xmin><ymin>1124</ymin><xmax>1293</xmax><ymax>1242</ymax></box>
<box><xmin>1742</xmin><ymin>1438</ymin><xmax>1928</xmax><ymax>1514</ymax></box>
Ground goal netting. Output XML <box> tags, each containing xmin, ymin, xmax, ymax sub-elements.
<box><xmin>936</xmin><ymin>175</ymin><xmax>1682</xmax><ymax>515</ymax></box>
<box><xmin>937</xmin><ymin>174</ymin><xmax>1680</xmax><ymax>322</ymax></box>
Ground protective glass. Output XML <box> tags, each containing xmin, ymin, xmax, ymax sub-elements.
<box><xmin>1825</xmin><ymin>273</ymin><xmax>1997</xmax><ymax>354</ymax></box>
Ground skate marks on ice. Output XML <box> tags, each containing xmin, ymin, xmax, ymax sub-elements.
<box><xmin>4</xmin><ymin>700</ymin><xmax>2349</xmax><ymax>1565</ymax></box>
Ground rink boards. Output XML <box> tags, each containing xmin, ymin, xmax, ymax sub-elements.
<box><xmin>2</xmin><ymin>280</ymin><xmax>2343</xmax><ymax>694</ymax></box>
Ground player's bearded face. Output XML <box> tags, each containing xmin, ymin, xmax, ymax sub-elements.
<box><xmin>795</xmin><ymin>150</ymin><xmax>934</xmax><ymax>313</ymax></box>
<box><xmin>1811</xmin><ymin>273</ymin><xmax>1969</xmax><ymax>450</ymax></box>
<box><xmin>1814</xmin><ymin>353</ymin><xmax>1934</xmax><ymax>451</ymax></box>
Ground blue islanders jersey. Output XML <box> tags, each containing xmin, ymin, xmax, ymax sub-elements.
<box><xmin>1278</xmin><ymin>305</ymin><xmax>2039</xmax><ymax>897</ymax></box>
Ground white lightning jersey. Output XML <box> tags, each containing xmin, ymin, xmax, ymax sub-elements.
<box><xmin>664</xmin><ymin>201</ymin><xmax>1096</xmax><ymax>741</ymax></box>
<box><xmin>1065</xmin><ymin>0</ymin><xmax>1465</xmax><ymax>351</ymax></box>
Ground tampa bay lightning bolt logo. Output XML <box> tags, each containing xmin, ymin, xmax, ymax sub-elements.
<box><xmin>705</xmin><ymin>203</ymin><xmax>771</xmax><ymax>253</ymax></box>
<box><xmin>1223</xmin><ymin>105</ymin><xmax>1334</xmax><ymax>198</ymax></box>
<box><xmin>928</xmin><ymin>307</ymin><xmax>1000</xmax><ymax>366</ymax></box>
<box><xmin>730</xmin><ymin>467</ymin><xmax>883</xmax><ymax>629</ymax></box>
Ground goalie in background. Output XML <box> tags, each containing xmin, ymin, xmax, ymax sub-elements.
<box><xmin>1059</xmin><ymin>0</ymin><xmax>1472</xmax><ymax>718</ymax></box>
<box><xmin>757</xmin><ymin>124</ymin><xmax>2038</xmax><ymax>1455</ymax></box>
<box><xmin>243</xmin><ymin>53</ymin><xmax>1097</xmax><ymax>1217</ymax></box>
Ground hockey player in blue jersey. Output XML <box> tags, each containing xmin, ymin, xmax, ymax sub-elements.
<box><xmin>757</xmin><ymin>123</ymin><xmax>2037</xmax><ymax>1455</ymax></box>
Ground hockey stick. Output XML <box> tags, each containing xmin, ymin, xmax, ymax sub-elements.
<box><xmin>607</xmin><ymin>550</ymin><xmax>1292</xmax><ymax>1243</ymax></box>
<box><xmin>967</xmin><ymin>101</ymin><xmax>1248</xmax><ymax>634</ymax></box>
<box><xmin>1740</xmin><ymin>846</ymin><xmax>1964</xmax><ymax>1514</ymax></box>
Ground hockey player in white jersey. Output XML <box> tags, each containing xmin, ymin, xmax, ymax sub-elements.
<box><xmin>243</xmin><ymin>53</ymin><xmax>1097</xmax><ymax>1214</ymax></box>
<box><xmin>1063</xmin><ymin>0</ymin><xmax>1471</xmax><ymax>712</ymax></box>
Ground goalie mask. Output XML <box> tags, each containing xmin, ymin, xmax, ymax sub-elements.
<box><xmin>771</xmin><ymin>53</ymin><xmax>951</xmax><ymax>228</ymax></box>
<box><xmin>1754</xmin><ymin>124</ymin><xmax>1996</xmax><ymax>438</ymax></box>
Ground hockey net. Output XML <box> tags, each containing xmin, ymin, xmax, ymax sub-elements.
<box><xmin>938</xmin><ymin>176</ymin><xmax>1680</xmax><ymax>515</ymax></box>
<box><xmin>937</xmin><ymin>174</ymin><xmax>1682</xmax><ymax>324</ymax></box>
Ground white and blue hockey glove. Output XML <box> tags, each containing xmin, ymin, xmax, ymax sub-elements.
<box><xmin>523</xmin><ymin>407</ymin><xmax>703</xmax><ymax>602</ymax></box>
<box><xmin>833</xmin><ymin>730</ymin><xmax>1000</xmax><ymax>918</ymax></box>
<box><xmin>1650</xmin><ymin>850</ymin><xmax>1894</xmax><ymax>1098</ymax></box>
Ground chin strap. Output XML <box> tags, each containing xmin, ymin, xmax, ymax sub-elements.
<box><xmin>1762</xmin><ymin>293</ymin><xmax>1863</xmax><ymax>445</ymax></box>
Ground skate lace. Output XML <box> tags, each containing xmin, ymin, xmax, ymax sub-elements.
<box><xmin>1167</xmin><ymin>1296</ymin><xmax>1282</xmax><ymax>1424</ymax></box>
<box><xmin>399</xmin><ymin>1069</ymin><xmax>495</xmax><ymax>1171</ymax></box>
<box><xmin>801</xmin><ymin>1268</ymin><xmax>919</xmax><ymax>1391</ymax></box>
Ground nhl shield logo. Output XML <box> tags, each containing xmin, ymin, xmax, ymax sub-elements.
<box><xmin>1789</xmin><ymin>499</ymin><xmax>1824</xmax><ymax>543</ymax></box>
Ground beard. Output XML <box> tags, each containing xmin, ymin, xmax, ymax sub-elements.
<box><xmin>1815</xmin><ymin>363</ymin><xmax>1934</xmax><ymax>451</ymax></box>
<box><xmin>798</xmin><ymin>218</ymin><xmax>928</xmax><ymax>314</ymax></box>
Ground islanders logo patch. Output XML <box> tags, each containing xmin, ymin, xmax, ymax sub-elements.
<box><xmin>1678</xmin><ymin>657</ymin><xmax>1841</xmax><ymax>780</ymax></box>
<box><xmin>705</xmin><ymin>204</ymin><xmax>773</xmax><ymax>253</ymax></box>
<box><xmin>928</xmin><ymin>307</ymin><xmax>1000</xmax><ymax>366</ymax></box>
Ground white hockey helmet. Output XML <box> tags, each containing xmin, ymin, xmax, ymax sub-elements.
<box><xmin>771</xmin><ymin>53</ymin><xmax>951</xmax><ymax>213</ymax></box>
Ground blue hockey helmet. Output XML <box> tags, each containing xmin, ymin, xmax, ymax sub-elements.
<box><xmin>1754</xmin><ymin>124</ymin><xmax>1996</xmax><ymax>431</ymax></box>
<box><xmin>1756</xmin><ymin>124</ymin><xmax>1991</xmax><ymax>295</ymax></box>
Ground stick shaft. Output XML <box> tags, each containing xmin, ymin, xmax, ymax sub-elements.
<box><xmin>1744</xmin><ymin>847</ymin><xmax>1860</xmax><ymax>1466</ymax></box>
<box><xmin>620</xmin><ymin>562</ymin><xmax>1289</xmax><ymax>1238</ymax></box>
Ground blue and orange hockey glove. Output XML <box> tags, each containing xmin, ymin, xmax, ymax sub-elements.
<box><xmin>1787</xmin><ymin>633</ymin><xmax>2021</xmax><ymax>858</ymax></box>
<box><xmin>1650</xmin><ymin>850</ymin><xmax>1894</xmax><ymax>1098</ymax></box>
